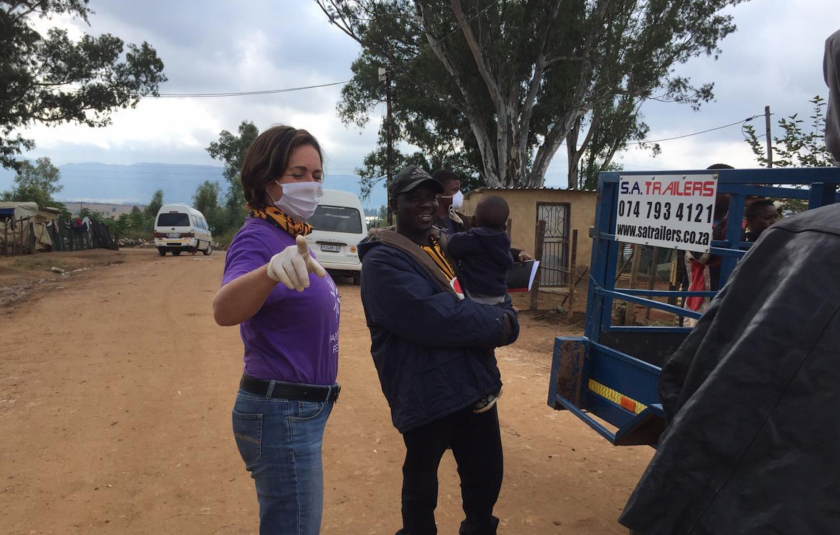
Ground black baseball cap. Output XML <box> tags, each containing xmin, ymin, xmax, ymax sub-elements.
<box><xmin>389</xmin><ymin>165</ymin><xmax>444</xmax><ymax>198</ymax></box>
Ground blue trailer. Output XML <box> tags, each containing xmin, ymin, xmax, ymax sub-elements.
<box><xmin>547</xmin><ymin>167</ymin><xmax>840</xmax><ymax>446</ymax></box>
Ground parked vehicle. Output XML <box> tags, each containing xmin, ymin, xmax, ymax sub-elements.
<box><xmin>153</xmin><ymin>204</ymin><xmax>213</xmax><ymax>256</ymax></box>
<box><xmin>547</xmin><ymin>167</ymin><xmax>840</xmax><ymax>447</ymax></box>
<box><xmin>306</xmin><ymin>189</ymin><xmax>367</xmax><ymax>284</ymax></box>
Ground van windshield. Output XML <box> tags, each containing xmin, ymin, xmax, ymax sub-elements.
<box><xmin>157</xmin><ymin>213</ymin><xmax>190</xmax><ymax>227</ymax></box>
<box><xmin>309</xmin><ymin>205</ymin><xmax>363</xmax><ymax>234</ymax></box>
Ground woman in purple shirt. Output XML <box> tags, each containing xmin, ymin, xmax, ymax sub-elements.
<box><xmin>213</xmin><ymin>126</ymin><xmax>340</xmax><ymax>535</ymax></box>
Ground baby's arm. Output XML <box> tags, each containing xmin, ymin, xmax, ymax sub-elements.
<box><xmin>446</xmin><ymin>231</ymin><xmax>481</xmax><ymax>259</ymax></box>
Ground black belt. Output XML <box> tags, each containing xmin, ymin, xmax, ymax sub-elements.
<box><xmin>240</xmin><ymin>373</ymin><xmax>340</xmax><ymax>403</ymax></box>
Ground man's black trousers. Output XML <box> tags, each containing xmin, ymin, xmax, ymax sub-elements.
<box><xmin>396</xmin><ymin>405</ymin><xmax>503</xmax><ymax>535</ymax></box>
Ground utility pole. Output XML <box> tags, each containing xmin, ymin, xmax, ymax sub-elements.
<box><xmin>379</xmin><ymin>67</ymin><xmax>394</xmax><ymax>226</ymax></box>
<box><xmin>765</xmin><ymin>106</ymin><xmax>773</xmax><ymax>168</ymax></box>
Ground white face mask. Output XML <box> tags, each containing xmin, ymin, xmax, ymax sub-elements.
<box><xmin>449</xmin><ymin>190</ymin><xmax>464</xmax><ymax>210</ymax></box>
<box><xmin>270</xmin><ymin>181</ymin><xmax>323</xmax><ymax>221</ymax></box>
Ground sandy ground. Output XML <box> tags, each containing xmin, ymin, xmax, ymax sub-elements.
<box><xmin>0</xmin><ymin>248</ymin><xmax>653</xmax><ymax>534</ymax></box>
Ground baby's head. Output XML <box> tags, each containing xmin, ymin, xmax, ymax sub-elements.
<box><xmin>473</xmin><ymin>195</ymin><xmax>509</xmax><ymax>232</ymax></box>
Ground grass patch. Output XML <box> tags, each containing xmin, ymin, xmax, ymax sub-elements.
<box><xmin>214</xmin><ymin>228</ymin><xmax>238</xmax><ymax>248</ymax></box>
<box><xmin>117</xmin><ymin>229</ymin><xmax>152</xmax><ymax>241</ymax></box>
<box><xmin>11</xmin><ymin>257</ymin><xmax>71</xmax><ymax>272</ymax></box>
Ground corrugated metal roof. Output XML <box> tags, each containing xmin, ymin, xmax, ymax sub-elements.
<box><xmin>468</xmin><ymin>186</ymin><xmax>596</xmax><ymax>192</ymax></box>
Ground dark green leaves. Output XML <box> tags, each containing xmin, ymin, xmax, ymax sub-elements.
<box><xmin>0</xmin><ymin>1</ymin><xmax>166</xmax><ymax>169</ymax></box>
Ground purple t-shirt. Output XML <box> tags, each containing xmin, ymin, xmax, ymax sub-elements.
<box><xmin>222</xmin><ymin>217</ymin><xmax>340</xmax><ymax>385</ymax></box>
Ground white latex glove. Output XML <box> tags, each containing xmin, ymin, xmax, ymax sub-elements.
<box><xmin>266</xmin><ymin>235</ymin><xmax>327</xmax><ymax>291</ymax></box>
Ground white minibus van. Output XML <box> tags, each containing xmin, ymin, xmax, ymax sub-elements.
<box><xmin>306</xmin><ymin>189</ymin><xmax>367</xmax><ymax>283</ymax></box>
<box><xmin>153</xmin><ymin>204</ymin><xmax>213</xmax><ymax>256</ymax></box>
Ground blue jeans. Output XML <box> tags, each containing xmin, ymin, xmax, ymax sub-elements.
<box><xmin>232</xmin><ymin>388</ymin><xmax>335</xmax><ymax>535</ymax></box>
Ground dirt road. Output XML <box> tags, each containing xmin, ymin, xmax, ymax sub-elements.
<box><xmin>1</xmin><ymin>249</ymin><xmax>653</xmax><ymax>534</ymax></box>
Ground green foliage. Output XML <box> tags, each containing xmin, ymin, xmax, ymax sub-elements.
<box><xmin>79</xmin><ymin>207</ymin><xmax>119</xmax><ymax>237</ymax></box>
<box><xmin>192</xmin><ymin>180</ymin><xmax>220</xmax><ymax>215</ymax></box>
<box><xmin>1</xmin><ymin>1</ymin><xmax>167</xmax><ymax>169</ymax></box>
<box><xmin>570</xmin><ymin>96</ymin><xmax>659</xmax><ymax>190</ymax></box>
<box><xmin>319</xmin><ymin>0</ymin><xmax>742</xmax><ymax>188</ymax></box>
<box><xmin>51</xmin><ymin>201</ymin><xmax>71</xmax><ymax>219</ymax></box>
<box><xmin>743</xmin><ymin>96</ymin><xmax>833</xmax><ymax>213</ymax></box>
<box><xmin>355</xmin><ymin>140</ymin><xmax>483</xmax><ymax>201</ymax></box>
<box><xmin>743</xmin><ymin>96</ymin><xmax>834</xmax><ymax>168</ymax></box>
<box><xmin>207</xmin><ymin>121</ymin><xmax>259</xmax><ymax>230</ymax></box>
<box><xmin>578</xmin><ymin>159</ymin><xmax>624</xmax><ymax>192</ymax></box>
<box><xmin>192</xmin><ymin>179</ymin><xmax>228</xmax><ymax>233</ymax></box>
<box><xmin>365</xmin><ymin>204</ymin><xmax>390</xmax><ymax>228</ymax></box>
<box><xmin>129</xmin><ymin>205</ymin><xmax>146</xmax><ymax>233</ymax></box>
<box><xmin>144</xmin><ymin>189</ymin><xmax>164</xmax><ymax>219</ymax></box>
<box><xmin>1</xmin><ymin>157</ymin><xmax>62</xmax><ymax>207</ymax></box>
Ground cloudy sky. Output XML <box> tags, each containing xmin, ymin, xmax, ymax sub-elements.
<box><xmin>3</xmin><ymin>0</ymin><xmax>838</xmax><ymax>201</ymax></box>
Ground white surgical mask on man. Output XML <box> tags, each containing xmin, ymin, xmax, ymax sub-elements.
<box><xmin>442</xmin><ymin>190</ymin><xmax>464</xmax><ymax>210</ymax></box>
<box><xmin>270</xmin><ymin>181</ymin><xmax>323</xmax><ymax>221</ymax></box>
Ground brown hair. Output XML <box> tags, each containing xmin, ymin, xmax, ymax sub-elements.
<box><xmin>240</xmin><ymin>126</ymin><xmax>323</xmax><ymax>209</ymax></box>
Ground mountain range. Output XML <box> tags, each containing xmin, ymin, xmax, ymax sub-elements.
<box><xmin>0</xmin><ymin>162</ymin><xmax>387</xmax><ymax>209</ymax></box>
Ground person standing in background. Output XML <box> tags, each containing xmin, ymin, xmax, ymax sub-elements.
<box><xmin>744</xmin><ymin>199</ymin><xmax>778</xmax><ymax>242</ymax></box>
<box><xmin>825</xmin><ymin>29</ymin><xmax>840</xmax><ymax>164</ymax></box>
<box><xmin>431</xmin><ymin>169</ymin><xmax>532</xmax><ymax>262</ymax></box>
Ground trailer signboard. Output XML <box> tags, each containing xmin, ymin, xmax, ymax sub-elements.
<box><xmin>614</xmin><ymin>174</ymin><xmax>718</xmax><ymax>253</ymax></box>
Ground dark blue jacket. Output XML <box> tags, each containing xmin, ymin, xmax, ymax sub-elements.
<box><xmin>447</xmin><ymin>227</ymin><xmax>514</xmax><ymax>297</ymax></box>
<box><xmin>358</xmin><ymin>228</ymin><xmax>520</xmax><ymax>433</ymax></box>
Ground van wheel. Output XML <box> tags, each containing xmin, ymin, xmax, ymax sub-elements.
<box><xmin>158</xmin><ymin>248</ymin><xmax>167</xmax><ymax>257</ymax></box>
<box><xmin>172</xmin><ymin>250</ymin><xmax>182</xmax><ymax>256</ymax></box>
<box><xmin>203</xmin><ymin>243</ymin><xmax>213</xmax><ymax>256</ymax></box>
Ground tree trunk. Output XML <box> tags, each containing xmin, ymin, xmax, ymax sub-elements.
<box><xmin>566</xmin><ymin>118</ymin><xmax>580</xmax><ymax>189</ymax></box>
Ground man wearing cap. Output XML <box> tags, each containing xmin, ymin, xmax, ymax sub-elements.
<box><xmin>358</xmin><ymin>165</ymin><xmax>520</xmax><ymax>535</ymax></box>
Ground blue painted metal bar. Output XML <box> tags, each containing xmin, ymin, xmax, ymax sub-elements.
<box><xmin>648</xmin><ymin>404</ymin><xmax>665</xmax><ymax>418</ymax></box>
<box><xmin>600</xmin><ymin>233</ymin><xmax>753</xmax><ymax>252</ymax></box>
<box><xmin>711</xmin><ymin>240</ymin><xmax>753</xmax><ymax>250</ymax></box>
<box><xmin>709</xmin><ymin>246</ymin><xmax>747</xmax><ymax>258</ymax></box>
<box><xmin>585</xmin><ymin>394</ymin><xmax>636</xmax><ymax>430</ymax></box>
<box><xmin>586</xmin><ymin>180</ymin><xmax>619</xmax><ymax>343</ymax></box>
<box><xmin>720</xmin><ymin>192</ymin><xmax>746</xmax><ymax>287</ymax></box>
<box><xmin>588</xmin><ymin>349</ymin><xmax>661</xmax><ymax>408</ymax></box>
<box><xmin>547</xmin><ymin>336</ymin><xmax>589</xmax><ymax>409</ymax></box>
<box><xmin>721</xmin><ymin>185</ymin><xmax>810</xmax><ymax>199</ymax></box>
<box><xmin>617</xmin><ymin>289</ymin><xmax>716</xmax><ymax>297</ymax></box>
<box><xmin>595</xmin><ymin>288</ymin><xmax>703</xmax><ymax>319</ymax></box>
<box><xmin>809</xmin><ymin>182</ymin><xmax>838</xmax><ymax>209</ymax></box>
<box><xmin>590</xmin><ymin>342</ymin><xmax>663</xmax><ymax>376</ymax></box>
<box><xmin>553</xmin><ymin>395</ymin><xmax>617</xmax><ymax>443</ymax></box>
<box><xmin>613</xmin><ymin>408</ymin><xmax>666</xmax><ymax>446</ymax></box>
<box><xmin>607</xmin><ymin>326</ymin><xmax>694</xmax><ymax>334</ymax></box>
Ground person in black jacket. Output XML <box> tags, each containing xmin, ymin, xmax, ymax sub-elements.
<box><xmin>620</xmin><ymin>203</ymin><xmax>840</xmax><ymax>534</ymax></box>
<box><xmin>358</xmin><ymin>165</ymin><xmax>520</xmax><ymax>535</ymax></box>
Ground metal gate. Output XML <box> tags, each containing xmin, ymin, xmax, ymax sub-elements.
<box><xmin>537</xmin><ymin>202</ymin><xmax>570</xmax><ymax>286</ymax></box>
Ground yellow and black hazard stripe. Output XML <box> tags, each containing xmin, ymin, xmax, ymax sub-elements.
<box><xmin>588</xmin><ymin>379</ymin><xmax>647</xmax><ymax>415</ymax></box>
